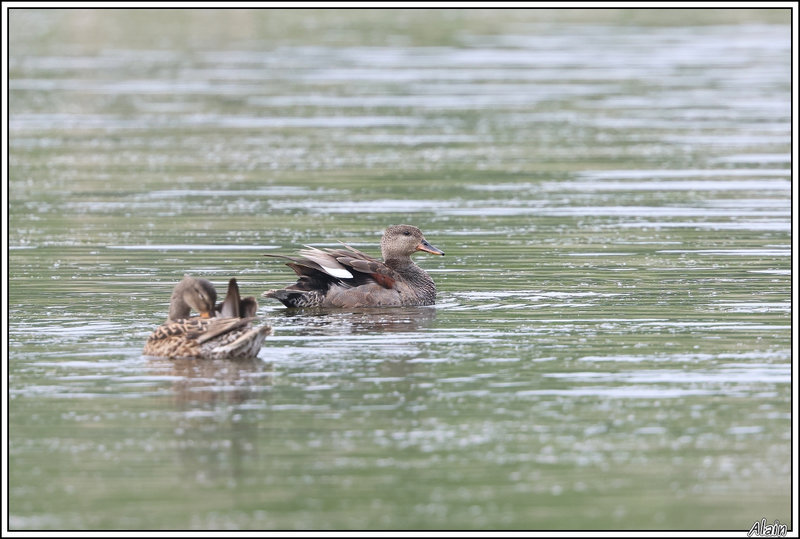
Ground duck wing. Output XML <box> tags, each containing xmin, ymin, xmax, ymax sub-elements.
<box><xmin>265</xmin><ymin>244</ymin><xmax>398</xmax><ymax>290</ymax></box>
<box><xmin>192</xmin><ymin>317</ymin><xmax>255</xmax><ymax>344</ymax></box>
<box><xmin>216</xmin><ymin>278</ymin><xmax>259</xmax><ymax>318</ymax></box>
<box><xmin>146</xmin><ymin>317</ymin><xmax>253</xmax><ymax>345</ymax></box>
<box><xmin>325</xmin><ymin>245</ymin><xmax>397</xmax><ymax>289</ymax></box>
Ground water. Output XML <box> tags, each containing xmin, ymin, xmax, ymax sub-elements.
<box><xmin>7</xmin><ymin>9</ymin><xmax>792</xmax><ymax>531</ymax></box>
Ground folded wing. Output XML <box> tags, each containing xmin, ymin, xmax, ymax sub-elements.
<box><xmin>265</xmin><ymin>244</ymin><xmax>398</xmax><ymax>292</ymax></box>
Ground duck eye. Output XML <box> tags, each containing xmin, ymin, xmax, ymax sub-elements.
<box><xmin>403</xmin><ymin>231</ymin><xmax>411</xmax><ymax>236</ymax></box>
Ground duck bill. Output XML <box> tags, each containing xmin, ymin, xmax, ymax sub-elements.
<box><xmin>416</xmin><ymin>239</ymin><xmax>445</xmax><ymax>256</ymax></box>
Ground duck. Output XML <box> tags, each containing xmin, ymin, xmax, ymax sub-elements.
<box><xmin>143</xmin><ymin>275</ymin><xmax>271</xmax><ymax>360</ymax></box>
<box><xmin>263</xmin><ymin>224</ymin><xmax>445</xmax><ymax>308</ymax></box>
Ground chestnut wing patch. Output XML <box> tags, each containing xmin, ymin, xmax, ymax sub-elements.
<box><xmin>334</xmin><ymin>257</ymin><xmax>395</xmax><ymax>289</ymax></box>
<box><xmin>370</xmin><ymin>272</ymin><xmax>396</xmax><ymax>289</ymax></box>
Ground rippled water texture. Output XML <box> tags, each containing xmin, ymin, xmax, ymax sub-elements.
<box><xmin>7</xmin><ymin>9</ymin><xmax>792</xmax><ymax>531</ymax></box>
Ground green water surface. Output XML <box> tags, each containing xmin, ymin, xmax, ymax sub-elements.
<box><xmin>7</xmin><ymin>8</ymin><xmax>792</xmax><ymax>531</ymax></box>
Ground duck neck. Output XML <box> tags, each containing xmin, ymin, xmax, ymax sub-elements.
<box><xmin>167</xmin><ymin>285</ymin><xmax>192</xmax><ymax>321</ymax></box>
<box><xmin>384</xmin><ymin>255</ymin><xmax>415</xmax><ymax>271</ymax></box>
<box><xmin>385</xmin><ymin>256</ymin><xmax>436</xmax><ymax>301</ymax></box>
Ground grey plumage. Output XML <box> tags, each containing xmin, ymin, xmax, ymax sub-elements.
<box><xmin>263</xmin><ymin>225</ymin><xmax>444</xmax><ymax>308</ymax></box>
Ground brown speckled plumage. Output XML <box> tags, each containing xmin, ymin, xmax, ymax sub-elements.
<box><xmin>144</xmin><ymin>276</ymin><xmax>270</xmax><ymax>360</ymax></box>
<box><xmin>263</xmin><ymin>225</ymin><xmax>444</xmax><ymax>308</ymax></box>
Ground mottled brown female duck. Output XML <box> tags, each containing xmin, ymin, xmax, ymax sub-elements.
<box><xmin>263</xmin><ymin>225</ymin><xmax>445</xmax><ymax>308</ymax></box>
<box><xmin>143</xmin><ymin>276</ymin><xmax>271</xmax><ymax>360</ymax></box>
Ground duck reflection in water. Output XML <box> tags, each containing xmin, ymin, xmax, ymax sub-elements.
<box><xmin>154</xmin><ymin>356</ymin><xmax>272</xmax><ymax>408</ymax></box>
<box><xmin>146</xmin><ymin>357</ymin><xmax>271</xmax><ymax>490</ymax></box>
<box><xmin>274</xmin><ymin>305</ymin><xmax>437</xmax><ymax>335</ymax></box>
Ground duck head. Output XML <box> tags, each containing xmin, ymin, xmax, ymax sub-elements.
<box><xmin>168</xmin><ymin>275</ymin><xmax>218</xmax><ymax>320</ymax></box>
<box><xmin>381</xmin><ymin>225</ymin><xmax>445</xmax><ymax>260</ymax></box>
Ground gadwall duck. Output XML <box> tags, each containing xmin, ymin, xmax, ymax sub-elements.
<box><xmin>143</xmin><ymin>276</ymin><xmax>271</xmax><ymax>360</ymax></box>
<box><xmin>263</xmin><ymin>225</ymin><xmax>445</xmax><ymax>308</ymax></box>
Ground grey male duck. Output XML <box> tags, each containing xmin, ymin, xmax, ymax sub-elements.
<box><xmin>263</xmin><ymin>225</ymin><xmax>445</xmax><ymax>308</ymax></box>
<box><xmin>143</xmin><ymin>276</ymin><xmax>271</xmax><ymax>360</ymax></box>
